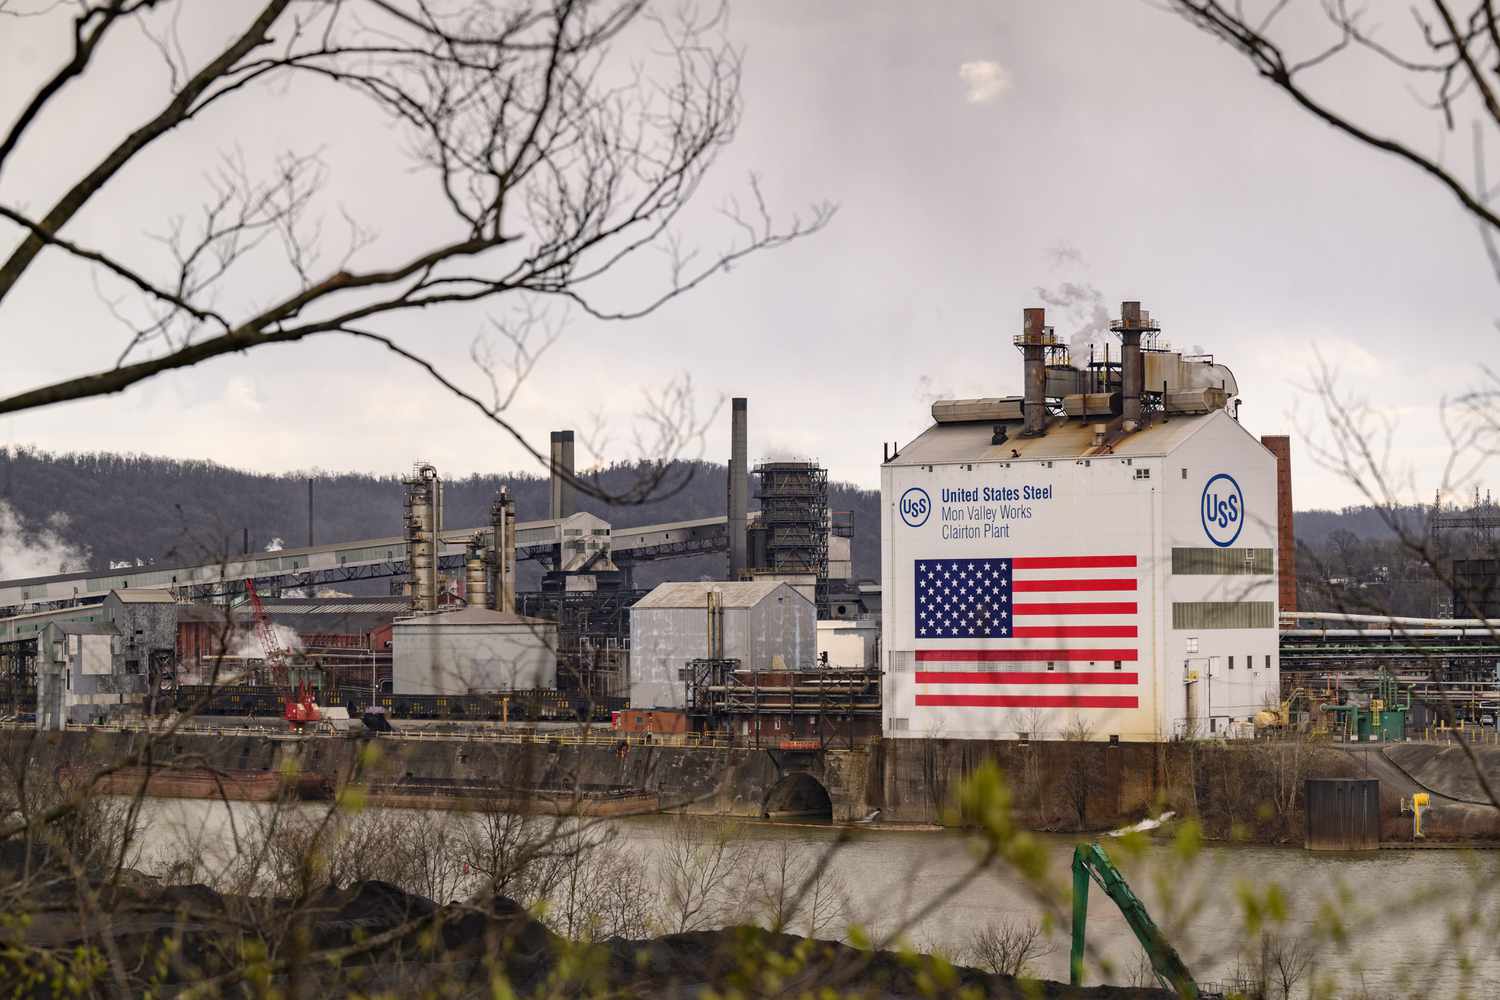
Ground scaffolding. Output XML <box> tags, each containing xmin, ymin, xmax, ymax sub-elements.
<box><xmin>753</xmin><ymin>461</ymin><xmax>829</xmax><ymax>579</ymax></box>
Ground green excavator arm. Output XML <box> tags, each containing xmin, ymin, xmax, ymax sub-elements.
<box><xmin>1070</xmin><ymin>842</ymin><xmax>1199</xmax><ymax>998</ymax></box>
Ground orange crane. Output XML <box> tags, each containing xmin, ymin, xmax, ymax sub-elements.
<box><xmin>244</xmin><ymin>579</ymin><xmax>320</xmax><ymax>730</ymax></box>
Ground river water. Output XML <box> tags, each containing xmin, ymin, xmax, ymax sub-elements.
<box><xmin>125</xmin><ymin>797</ymin><xmax>1500</xmax><ymax>997</ymax></box>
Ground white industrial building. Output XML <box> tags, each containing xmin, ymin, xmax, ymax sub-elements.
<box><xmin>392</xmin><ymin>607</ymin><xmax>557</xmax><ymax>695</ymax></box>
<box><xmin>882</xmin><ymin>303</ymin><xmax>1279</xmax><ymax>742</ymax></box>
<box><xmin>629</xmin><ymin>580</ymin><xmax>815</xmax><ymax>709</ymax></box>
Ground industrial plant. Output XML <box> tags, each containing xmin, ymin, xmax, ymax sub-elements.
<box><xmin>0</xmin><ymin>302</ymin><xmax>1498</xmax><ymax>759</ymax></box>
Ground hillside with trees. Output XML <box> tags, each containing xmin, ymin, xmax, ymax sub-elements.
<box><xmin>0</xmin><ymin>447</ymin><xmax>881</xmax><ymax>589</ymax></box>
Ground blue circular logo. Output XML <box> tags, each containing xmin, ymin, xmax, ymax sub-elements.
<box><xmin>1200</xmin><ymin>473</ymin><xmax>1244</xmax><ymax>547</ymax></box>
<box><xmin>899</xmin><ymin>487</ymin><xmax>931</xmax><ymax>527</ymax></box>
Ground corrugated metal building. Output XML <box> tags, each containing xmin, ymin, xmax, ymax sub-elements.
<box><xmin>392</xmin><ymin>607</ymin><xmax>557</xmax><ymax>695</ymax></box>
<box><xmin>35</xmin><ymin>590</ymin><xmax>175</xmax><ymax>727</ymax></box>
<box><xmin>629</xmin><ymin>580</ymin><xmax>815</xmax><ymax>709</ymax></box>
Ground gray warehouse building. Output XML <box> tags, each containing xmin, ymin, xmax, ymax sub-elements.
<box><xmin>392</xmin><ymin>607</ymin><xmax>557</xmax><ymax>695</ymax></box>
<box><xmin>629</xmin><ymin>581</ymin><xmax>815</xmax><ymax>709</ymax></box>
<box><xmin>36</xmin><ymin>589</ymin><xmax>177</xmax><ymax>728</ymax></box>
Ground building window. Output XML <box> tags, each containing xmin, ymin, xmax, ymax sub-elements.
<box><xmin>1134</xmin><ymin>467</ymin><xmax>1151</xmax><ymax>479</ymax></box>
<box><xmin>1172</xmin><ymin>548</ymin><xmax>1274</xmax><ymax>575</ymax></box>
<box><xmin>1113</xmin><ymin>660</ymin><xmax>1122</xmax><ymax>670</ymax></box>
<box><xmin>1172</xmin><ymin>601</ymin><xmax>1277</xmax><ymax>629</ymax></box>
<box><xmin>125</xmin><ymin>660</ymin><xmax>140</xmax><ymax>675</ymax></box>
<box><xmin>1181</xmin><ymin>468</ymin><xmax>1188</xmax><ymax>479</ymax></box>
<box><xmin>1228</xmin><ymin>656</ymin><xmax>1234</xmax><ymax>670</ymax></box>
<box><xmin>1265</xmin><ymin>654</ymin><xmax>1272</xmax><ymax>669</ymax></box>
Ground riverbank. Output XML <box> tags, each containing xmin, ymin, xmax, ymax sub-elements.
<box><xmin>13</xmin><ymin>725</ymin><xmax>1500</xmax><ymax>845</ymax></box>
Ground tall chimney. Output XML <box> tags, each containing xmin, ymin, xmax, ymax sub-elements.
<box><xmin>1260</xmin><ymin>435</ymin><xmax>1298</xmax><ymax>614</ymax></box>
<box><xmin>489</xmin><ymin>486</ymin><xmax>516</xmax><ymax>613</ymax></box>
<box><xmin>1020</xmin><ymin>307</ymin><xmax>1048</xmax><ymax>438</ymax></box>
<box><xmin>1117</xmin><ymin>300</ymin><xmax>1144</xmax><ymax>431</ymax></box>
<box><xmin>728</xmin><ymin>397</ymin><xmax>749</xmax><ymax>579</ymax></box>
<box><xmin>549</xmin><ymin>430</ymin><xmax>576</xmax><ymax>520</ymax></box>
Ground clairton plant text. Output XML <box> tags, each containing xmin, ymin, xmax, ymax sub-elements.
<box><xmin>936</xmin><ymin>484</ymin><xmax>1055</xmax><ymax>540</ymax></box>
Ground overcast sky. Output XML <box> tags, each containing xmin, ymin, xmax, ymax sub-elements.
<box><xmin>0</xmin><ymin>0</ymin><xmax>1494</xmax><ymax>511</ymax></box>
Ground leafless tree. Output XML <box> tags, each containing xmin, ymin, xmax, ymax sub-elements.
<box><xmin>1167</xmin><ymin>0</ymin><xmax>1500</xmax><ymax>286</ymax></box>
<box><xmin>962</xmin><ymin>915</ymin><xmax>1052</xmax><ymax>978</ymax></box>
<box><xmin>749</xmin><ymin>838</ymin><xmax>849</xmax><ymax>939</ymax></box>
<box><xmin>655</xmin><ymin>812</ymin><xmax>758</xmax><ymax>933</ymax></box>
<box><xmin>0</xmin><ymin>0</ymin><xmax>833</xmax><ymax>503</ymax></box>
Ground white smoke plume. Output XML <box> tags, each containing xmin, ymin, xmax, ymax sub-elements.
<box><xmin>231</xmin><ymin>623</ymin><xmax>304</xmax><ymax>660</ymax></box>
<box><xmin>1034</xmin><ymin>280</ymin><xmax>1113</xmax><ymax>366</ymax></box>
<box><xmin>264</xmin><ymin>537</ymin><xmax>285</xmax><ymax>552</ymax></box>
<box><xmin>0</xmin><ymin>500</ymin><xmax>90</xmax><ymax>579</ymax></box>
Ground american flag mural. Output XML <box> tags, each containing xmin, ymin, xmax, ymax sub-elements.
<box><xmin>913</xmin><ymin>555</ymin><xmax>1139</xmax><ymax>710</ymax></box>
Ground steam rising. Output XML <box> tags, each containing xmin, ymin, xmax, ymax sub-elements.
<box><xmin>0</xmin><ymin>501</ymin><xmax>90</xmax><ymax>579</ymax></box>
<box><xmin>1034</xmin><ymin>280</ymin><xmax>1112</xmax><ymax>366</ymax></box>
<box><xmin>231</xmin><ymin>623</ymin><xmax>305</xmax><ymax>661</ymax></box>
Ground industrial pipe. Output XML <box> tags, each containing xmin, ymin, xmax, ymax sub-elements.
<box><xmin>1285</xmin><ymin>611</ymin><xmax>1500</xmax><ymax>629</ymax></box>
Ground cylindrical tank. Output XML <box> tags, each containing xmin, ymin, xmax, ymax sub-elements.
<box><xmin>465</xmin><ymin>535</ymin><xmax>488</xmax><ymax>608</ymax></box>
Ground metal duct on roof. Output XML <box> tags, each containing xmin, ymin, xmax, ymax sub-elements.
<box><xmin>1162</xmin><ymin>388</ymin><xmax>1227</xmax><ymax>414</ymax></box>
<box><xmin>1061</xmin><ymin>392</ymin><xmax>1121</xmax><ymax>418</ymax></box>
<box><xmin>930</xmin><ymin>397</ymin><xmax>1025</xmax><ymax>424</ymax></box>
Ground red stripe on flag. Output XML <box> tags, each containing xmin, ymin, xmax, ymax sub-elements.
<box><xmin>916</xmin><ymin>671</ymin><xmax>1138</xmax><ymax>685</ymax></box>
<box><xmin>1011</xmin><ymin>625</ymin><xmax>1138</xmax><ymax>639</ymax></box>
<box><xmin>1013</xmin><ymin>601</ymin><xmax>1137</xmax><ymax>616</ymax></box>
<box><xmin>916</xmin><ymin>694</ymin><xmax>1139</xmax><ymax>709</ymax></box>
<box><xmin>1011</xmin><ymin>579</ymin><xmax>1137</xmax><ymax>593</ymax></box>
<box><xmin>916</xmin><ymin>648</ymin><xmax>1137</xmax><ymax>662</ymax></box>
<box><xmin>1011</xmin><ymin>555</ymin><xmax>1137</xmax><ymax>569</ymax></box>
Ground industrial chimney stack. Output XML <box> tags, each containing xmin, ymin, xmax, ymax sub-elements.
<box><xmin>549</xmin><ymin>430</ymin><xmax>576</xmax><ymax>521</ymax></box>
<box><xmin>489</xmin><ymin>487</ymin><xmax>517</xmax><ymax>613</ymax></box>
<box><xmin>1115</xmin><ymin>301</ymin><xmax>1146</xmax><ymax>432</ymax></box>
<box><xmin>728</xmin><ymin>397</ymin><xmax>749</xmax><ymax>579</ymax></box>
<box><xmin>1020</xmin><ymin>307</ymin><xmax>1048</xmax><ymax>437</ymax></box>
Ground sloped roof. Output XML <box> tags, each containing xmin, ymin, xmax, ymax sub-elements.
<box><xmin>109</xmin><ymin>589</ymin><xmax>176</xmax><ymax>604</ymax></box>
<box><xmin>632</xmin><ymin>580</ymin><xmax>806</xmax><ymax>610</ymax></box>
<box><xmin>887</xmin><ymin>409</ymin><xmax>1225</xmax><ymax>467</ymax></box>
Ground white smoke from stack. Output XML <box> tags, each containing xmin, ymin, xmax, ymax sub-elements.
<box><xmin>264</xmin><ymin>537</ymin><xmax>285</xmax><ymax>552</ymax></box>
<box><xmin>0</xmin><ymin>501</ymin><xmax>90</xmax><ymax>579</ymax></box>
<box><xmin>231</xmin><ymin>623</ymin><xmax>304</xmax><ymax>660</ymax></box>
<box><xmin>1034</xmin><ymin>280</ymin><xmax>1111</xmax><ymax>365</ymax></box>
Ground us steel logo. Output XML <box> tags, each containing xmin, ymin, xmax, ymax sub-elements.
<box><xmin>1200</xmin><ymin>473</ymin><xmax>1244</xmax><ymax>548</ymax></box>
<box><xmin>899</xmin><ymin>487</ymin><xmax>931</xmax><ymax>528</ymax></box>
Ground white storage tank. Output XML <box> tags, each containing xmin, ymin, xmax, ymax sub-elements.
<box><xmin>392</xmin><ymin>607</ymin><xmax>557</xmax><ymax>695</ymax></box>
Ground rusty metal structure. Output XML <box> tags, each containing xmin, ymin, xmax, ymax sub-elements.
<box><xmin>752</xmin><ymin>461</ymin><xmax>829</xmax><ymax>579</ymax></box>
<box><xmin>684</xmin><ymin>657</ymin><xmax>882</xmax><ymax>748</ymax></box>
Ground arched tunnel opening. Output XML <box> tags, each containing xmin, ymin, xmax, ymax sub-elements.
<box><xmin>762</xmin><ymin>772</ymin><xmax>833</xmax><ymax>822</ymax></box>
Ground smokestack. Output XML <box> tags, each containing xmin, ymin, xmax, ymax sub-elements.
<box><xmin>489</xmin><ymin>487</ymin><xmax>517</xmax><ymax>613</ymax></box>
<box><xmin>307</xmin><ymin>478</ymin><xmax>314</xmax><ymax>547</ymax></box>
<box><xmin>465</xmin><ymin>534</ymin><xmax>488</xmax><ymax>608</ymax></box>
<box><xmin>1117</xmin><ymin>301</ymin><xmax>1144</xmax><ymax>431</ymax></box>
<box><xmin>728</xmin><ymin>397</ymin><xmax>748</xmax><ymax>579</ymax></box>
<box><xmin>549</xmin><ymin>430</ymin><xmax>576</xmax><ymax>520</ymax></box>
<box><xmin>1020</xmin><ymin>307</ymin><xmax>1048</xmax><ymax>437</ymax></box>
<box><xmin>1260</xmin><ymin>435</ymin><xmax>1298</xmax><ymax>614</ymax></box>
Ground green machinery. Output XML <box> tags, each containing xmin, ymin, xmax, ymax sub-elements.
<box><xmin>1321</xmin><ymin>671</ymin><xmax>1410</xmax><ymax>742</ymax></box>
<box><xmin>1071</xmin><ymin>842</ymin><xmax>1200</xmax><ymax>998</ymax></box>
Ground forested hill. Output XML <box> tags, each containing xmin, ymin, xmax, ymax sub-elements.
<box><xmin>0</xmin><ymin>447</ymin><xmax>881</xmax><ymax>586</ymax></box>
<box><xmin>0</xmin><ymin>443</ymin><xmax>1450</xmax><ymax>588</ymax></box>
